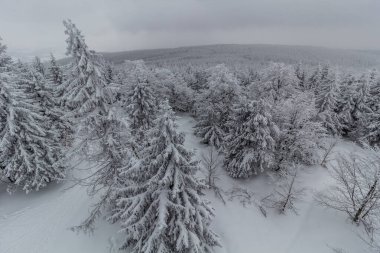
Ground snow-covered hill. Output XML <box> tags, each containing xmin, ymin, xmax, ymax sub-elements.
<box><xmin>55</xmin><ymin>44</ymin><xmax>380</xmax><ymax>70</ymax></box>
<box><xmin>0</xmin><ymin>114</ymin><xmax>369</xmax><ymax>253</ymax></box>
<box><xmin>99</xmin><ymin>44</ymin><xmax>380</xmax><ymax>69</ymax></box>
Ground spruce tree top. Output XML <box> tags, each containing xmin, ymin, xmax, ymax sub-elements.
<box><xmin>62</xmin><ymin>20</ymin><xmax>113</xmax><ymax>117</ymax></box>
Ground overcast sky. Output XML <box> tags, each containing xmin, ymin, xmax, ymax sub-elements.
<box><xmin>1</xmin><ymin>0</ymin><xmax>379</xmax><ymax>59</ymax></box>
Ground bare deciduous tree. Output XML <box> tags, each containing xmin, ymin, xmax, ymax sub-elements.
<box><xmin>316</xmin><ymin>150</ymin><xmax>380</xmax><ymax>229</ymax></box>
<box><xmin>264</xmin><ymin>164</ymin><xmax>306</xmax><ymax>214</ymax></box>
<box><xmin>201</xmin><ymin>148</ymin><xmax>226</xmax><ymax>204</ymax></box>
<box><xmin>227</xmin><ymin>186</ymin><xmax>267</xmax><ymax>217</ymax></box>
<box><xmin>320</xmin><ymin>139</ymin><xmax>338</xmax><ymax>168</ymax></box>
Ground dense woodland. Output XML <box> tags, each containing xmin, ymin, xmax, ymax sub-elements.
<box><xmin>1</xmin><ymin>21</ymin><xmax>380</xmax><ymax>252</ymax></box>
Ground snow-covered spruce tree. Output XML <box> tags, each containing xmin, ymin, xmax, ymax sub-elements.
<box><xmin>108</xmin><ymin>100</ymin><xmax>220</xmax><ymax>253</ymax></box>
<box><xmin>123</xmin><ymin>62</ymin><xmax>157</xmax><ymax>141</ymax></box>
<box><xmin>46</xmin><ymin>53</ymin><xmax>74</xmax><ymax>147</ymax></box>
<box><xmin>193</xmin><ymin>64</ymin><xmax>240</xmax><ymax>149</ymax></box>
<box><xmin>357</xmin><ymin>71</ymin><xmax>380</xmax><ymax>145</ymax></box>
<box><xmin>32</xmin><ymin>56</ymin><xmax>46</xmax><ymax>77</ymax></box>
<box><xmin>258</xmin><ymin>62</ymin><xmax>299</xmax><ymax>103</ymax></box>
<box><xmin>194</xmin><ymin>106</ymin><xmax>226</xmax><ymax>150</ymax></box>
<box><xmin>295</xmin><ymin>62</ymin><xmax>307</xmax><ymax>90</ymax></box>
<box><xmin>62</xmin><ymin>20</ymin><xmax>115</xmax><ymax>153</ymax></box>
<box><xmin>235</xmin><ymin>67</ymin><xmax>256</xmax><ymax>87</ymax></box>
<box><xmin>355</xmin><ymin>74</ymin><xmax>373</xmax><ymax>115</ymax></box>
<box><xmin>224</xmin><ymin>99</ymin><xmax>279</xmax><ymax>178</ymax></box>
<box><xmin>48</xmin><ymin>54</ymin><xmax>64</xmax><ymax>88</ymax></box>
<box><xmin>72</xmin><ymin>105</ymin><xmax>138</xmax><ymax>233</ymax></box>
<box><xmin>30</xmin><ymin>61</ymin><xmax>70</xmax><ymax>153</ymax></box>
<box><xmin>274</xmin><ymin>92</ymin><xmax>327</xmax><ymax>170</ymax></box>
<box><xmin>362</xmin><ymin>110</ymin><xmax>380</xmax><ymax>146</ymax></box>
<box><xmin>337</xmin><ymin>74</ymin><xmax>358</xmax><ymax>136</ymax></box>
<box><xmin>368</xmin><ymin>69</ymin><xmax>380</xmax><ymax>112</ymax></box>
<box><xmin>307</xmin><ymin>64</ymin><xmax>322</xmax><ymax>91</ymax></box>
<box><xmin>351</xmin><ymin>74</ymin><xmax>373</xmax><ymax>138</ymax></box>
<box><xmin>60</xmin><ymin>23</ymin><xmax>137</xmax><ymax>232</ymax></box>
<box><xmin>197</xmin><ymin>64</ymin><xmax>240</xmax><ymax>116</ymax></box>
<box><xmin>338</xmin><ymin>72</ymin><xmax>373</xmax><ymax>139</ymax></box>
<box><xmin>0</xmin><ymin>38</ymin><xmax>11</xmax><ymax>69</ymax></box>
<box><xmin>103</xmin><ymin>61</ymin><xmax>115</xmax><ymax>85</ymax></box>
<box><xmin>0</xmin><ymin>62</ymin><xmax>65</xmax><ymax>193</ymax></box>
<box><xmin>188</xmin><ymin>68</ymin><xmax>209</xmax><ymax>92</ymax></box>
<box><xmin>315</xmin><ymin>69</ymin><xmax>342</xmax><ymax>135</ymax></box>
<box><xmin>154</xmin><ymin>68</ymin><xmax>194</xmax><ymax>112</ymax></box>
<box><xmin>0</xmin><ymin>38</ymin><xmax>12</xmax><ymax>179</ymax></box>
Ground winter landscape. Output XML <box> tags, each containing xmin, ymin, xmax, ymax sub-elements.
<box><xmin>1</xmin><ymin>1</ymin><xmax>380</xmax><ymax>253</ymax></box>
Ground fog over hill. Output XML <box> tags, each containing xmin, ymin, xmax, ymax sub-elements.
<box><xmin>92</xmin><ymin>44</ymin><xmax>380</xmax><ymax>69</ymax></box>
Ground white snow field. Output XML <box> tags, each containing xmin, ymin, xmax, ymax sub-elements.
<box><xmin>0</xmin><ymin>114</ymin><xmax>368</xmax><ymax>253</ymax></box>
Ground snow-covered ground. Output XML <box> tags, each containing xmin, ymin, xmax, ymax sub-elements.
<box><xmin>0</xmin><ymin>114</ymin><xmax>369</xmax><ymax>253</ymax></box>
<box><xmin>0</xmin><ymin>162</ymin><xmax>121</xmax><ymax>253</ymax></box>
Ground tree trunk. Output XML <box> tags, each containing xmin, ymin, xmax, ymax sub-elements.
<box><xmin>353</xmin><ymin>179</ymin><xmax>378</xmax><ymax>223</ymax></box>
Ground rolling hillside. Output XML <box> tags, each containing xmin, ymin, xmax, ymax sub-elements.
<box><xmin>96</xmin><ymin>44</ymin><xmax>380</xmax><ymax>69</ymax></box>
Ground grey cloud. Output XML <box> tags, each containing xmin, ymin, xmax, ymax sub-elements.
<box><xmin>0</xmin><ymin>0</ymin><xmax>379</xmax><ymax>59</ymax></box>
<box><xmin>106</xmin><ymin>0</ymin><xmax>380</xmax><ymax>32</ymax></box>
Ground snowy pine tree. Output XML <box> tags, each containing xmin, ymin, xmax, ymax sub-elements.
<box><xmin>295</xmin><ymin>62</ymin><xmax>307</xmax><ymax>90</ymax></box>
<box><xmin>307</xmin><ymin>64</ymin><xmax>322</xmax><ymax>91</ymax></box>
<box><xmin>73</xmin><ymin>105</ymin><xmax>138</xmax><ymax>233</ymax></box>
<box><xmin>352</xmin><ymin>74</ymin><xmax>373</xmax><ymax>137</ymax></box>
<box><xmin>0</xmin><ymin>62</ymin><xmax>65</xmax><ymax>193</ymax></box>
<box><xmin>103</xmin><ymin>61</ymin><xmax>115</xmax><ymax>85</ymax></box>
<box><xmin>30</xmin><ymin>62</ymin><xmax>70</xmax><ymax>149</ymax></box>
<box><xmin>274</xmin><ymin>92</ymin><xmax>327</xmax><ymax>170</ymax></box>
<box><xmin>368</xmin><ymin>69</ymin><xmax>380</xmax><ymax>112</ymax></box>
<box><xmin>0</xmin><ymin>38</ymin><xmax>11</xmax><ymax>69</ymax></box>
<box><xmin>32</xmin><ymin>56</ymin><xmax>46</xmax><ymax>77</ymax></box>
<box><xmin>357</xmin><ymin>71</ymin><xmax>380</xmax><ymax>145</ymax></box>
<box><xmin>188</xmin><ymin>69</ymin><xmax>209</xmax><ymax>92</ymax></box>
<box><xmin>337</xmin><ymin>74</ymin><xmax>358</xmax><ymax>136</ymax></box>
<box><xmin>193</xmin><ymin>64</ymin><xmax>240</xmax><ymax>149</ymax></box>
<box><xmin>315</xmin><ymin>69</ymin><xmax>341</xmax><ymax>135</ymax></box>
<box><xmin>46</xmin><ymin>53</ymin><xmax>74</xmax><ymax>147</ymax></box>
<box><xmin>224</xmin><ymin>99</ymin><xmax>279</xmax><ymax>178</ymax></box>
<box><xmin>0</xmin><ymin>38</ymin><xmax>12</xmax><ymax>181</ymax></box>
<box><xmin>62</xmin><ymin>20</ymin><xmax>115</xmax><ymax>153</ymax></box>
<box><xmin>259</xmin><ymin>63</ymin><xmax>299</xmax><ymax>103</ymax></box>
<box><xmin>194</xmin><ymin>106</ymin><xmax>226</xmax><ymax>150</ymax></box>
<box><xmin>361</xmin><ymin>109</ymin><xmax>380</xmax><ymax>146</ymax></box>
<box><xmin>154</xmin><ymin>68</ymin><xmax>194</xmax><ymax>112</ymax></box>
<box><xmin>337</xmin><ymin>73</ymin><xmax>373</xmax><ymax>139</ymax></box>
<box><xmin>124</xmin><ymin>68</ymin><xmax>157</xmax><ymax>140</ymax></box>
<box><xmin>48</xmin><ymin>54</ymin><xmax>64</xmax><ymax>88</ymax></box>
<box><xmin>108</xmin><ymin>100</ymin><xmax>220</xmax><ymax>253</ymax></box>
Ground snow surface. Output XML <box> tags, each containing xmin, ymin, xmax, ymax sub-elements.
<box><xmin>0</xmin><ymin>114</ymin><xmax>369</xmax><ymax>253</ymax></box>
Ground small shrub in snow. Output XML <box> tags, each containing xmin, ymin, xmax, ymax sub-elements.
<box><xmin>264</xmin><ymin>164</ymin><xmax>306</xmax><ymax>214</ymax></box>
<box><xmin>227</xmin><ymin>187</ymin><xmax>267</xmax><ymax>217</ymax></box>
